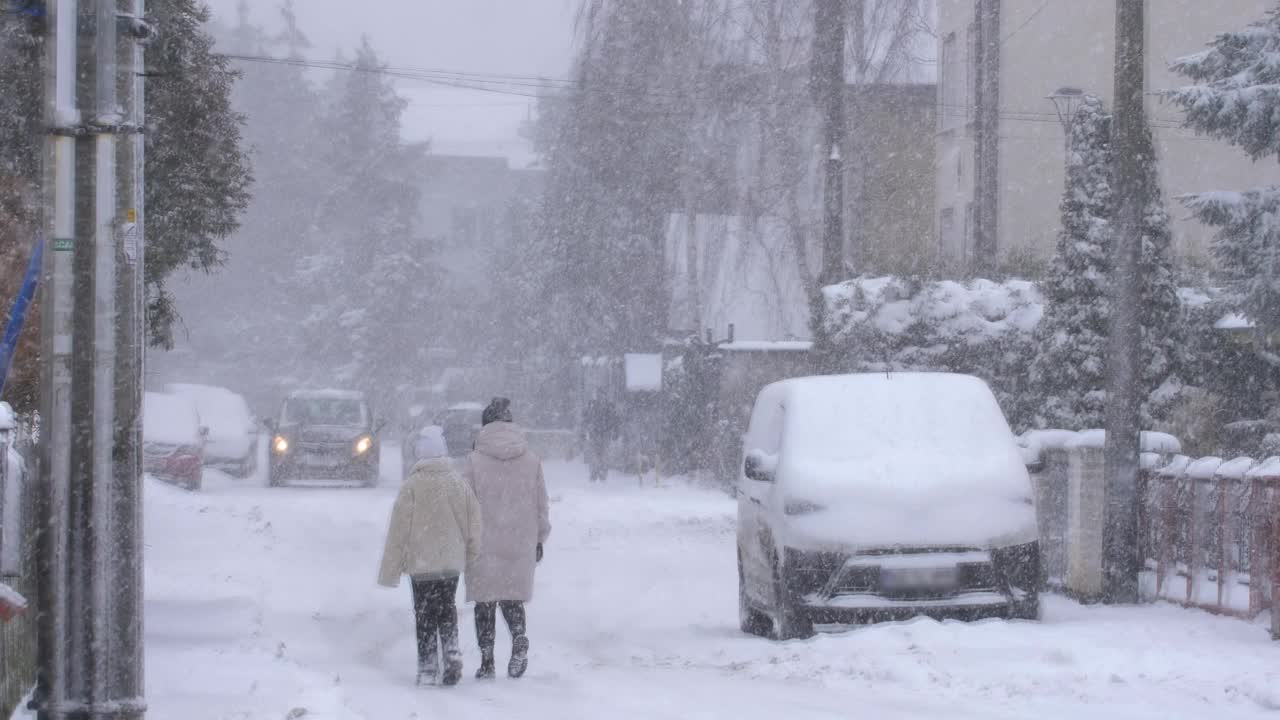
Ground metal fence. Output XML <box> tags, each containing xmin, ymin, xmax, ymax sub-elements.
<box><xmin>0</xmin><ymin>413</ymin><xmax>36</xmax><ymax>717</ymax></box>
<box><xmin>1139</xmin><ymin>455</ymin><xmax>1280</xmax><ymax>638</ymax></box>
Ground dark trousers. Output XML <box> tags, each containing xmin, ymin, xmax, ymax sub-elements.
<box><xmin>412</xmin><ymin>576</ymin><xmax>461</xmax><ymax>670</ymax></box>
<box><xmin>474</xmin><ymin>600</ymin><xmax>526</xmax><ymax>654</ymax></box>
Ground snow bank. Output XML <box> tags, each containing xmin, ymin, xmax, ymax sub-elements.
<box><xmin>772</xmin><ymin>374</ymin><xmax>1037</xmax><ymax>548</ymax></box>
<box><xmin>143</xmin><ymin>392</ymin><xmax>202</xmax><ymax>447</ymax></box>
<box><xmin>1216</xmin><ymin>456</ymin><xmax>1256</xmax><ymax>480</ymax></box>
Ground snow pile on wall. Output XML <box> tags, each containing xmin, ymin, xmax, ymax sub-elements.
<box><xmin>823</xmin><ymin>276</ymin><xmax>1043</xmax><ymax>347</ymax></box>
<box><xmin>819</xmin><ymin>277</ymin><xmax>1043</xmax><ymax>426</ymax></box>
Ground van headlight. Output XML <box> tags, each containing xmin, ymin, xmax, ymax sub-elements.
<box><xmin>355</xmin><ymin>436</ymin><xmax>373</xmax><ymax>455</ymax></box>
<box><xmin>272</xmin><ymin>436</ymin><xmax>289</xmax><ymax>454</ymax></box>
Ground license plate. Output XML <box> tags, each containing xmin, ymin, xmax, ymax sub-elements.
<box><xmin>301</xmin><ymin>454</ymin><xmax>342</xmax><ymax>468</ymax></box>
<box><xmin>880</xmin><ymin>567</ymin><xmax>959</xmax><ymax>591</ymax></box>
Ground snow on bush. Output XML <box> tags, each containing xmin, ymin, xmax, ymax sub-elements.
<box><xmin>820</xmin><ymin>276</ymin><xmax>1042</xmax><ymax>428</ymax></box>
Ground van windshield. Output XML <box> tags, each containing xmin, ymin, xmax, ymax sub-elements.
<box><xmin>282</xmin><ymin>397</ymin><xmax>365</xmax><ymax>426</ymax></box>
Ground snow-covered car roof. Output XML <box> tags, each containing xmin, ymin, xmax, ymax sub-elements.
<box><xmin>143</xmin><ymin>392</ymin><xmax>202</xmax><ymax>447</ymax></box>
<box><xmin>759</xmin><ymin>372</ymin><xmax>1036</xmax><ymax>548</ymax></box>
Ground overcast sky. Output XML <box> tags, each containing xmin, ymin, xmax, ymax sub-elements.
<box><xmin>205</xmin><ymin>0</ymin><xmax>579</xmax><ymax>168</ymax></box>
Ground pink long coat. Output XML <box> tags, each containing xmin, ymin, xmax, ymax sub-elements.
<box><xmin>464</xmin><ymin>422</ymin><xmax>551</xmax><ymax>603</ymax></box>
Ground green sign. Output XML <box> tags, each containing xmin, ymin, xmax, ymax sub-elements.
<box><xmin>52</xmin><ymin>237</ymin><xmax>74</xmax><ymax>252</ymax></box>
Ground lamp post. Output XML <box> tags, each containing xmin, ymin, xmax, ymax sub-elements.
<box><xmin>1047</xmin><ymin>86</ymin><xmax>1086</xmax><ymax>155</ymax></box>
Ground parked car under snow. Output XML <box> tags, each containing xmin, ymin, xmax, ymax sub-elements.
<box><xmin>143</xmin><ymin>391</ymin><xmax>206</xmax><ymax>491</ymax></box>
<box><xmin>166</xmin><ymin>383</ymin><xmax>259</xmax><ymax>478</ymax></box>
<box><xmin>736</xmin><ymin>373</ymin><xmax>1040</xmax><ymax>640</ymax></box>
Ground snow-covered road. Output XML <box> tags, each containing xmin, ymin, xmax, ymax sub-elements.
<box><xmin>141</xmin><ymin>454</ymin><xmax>1280</xmax><ymax>719</ymax></box>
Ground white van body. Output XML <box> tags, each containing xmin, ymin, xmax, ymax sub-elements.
<box><xmin>737</xmin><ymin>373</ymin><xmax>1040</xmax><ymax>638</ymax></box>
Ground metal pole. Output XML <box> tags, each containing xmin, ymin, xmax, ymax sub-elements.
<box><xmin>37</xmin><ymin>0</ymin><xmax>80</xmax><ymax>716</ymax></box>
<box><xmin>88</xmin><ymin>2</ymin><xmax>121</xmax><ymax>715</ymax></box>
<box><xmin>1103</xmin><ymin>0</ymin><xmax>1146</xmax><ymax>604</ymax></box>
<box><xmin>109</xmin><ymin>0</ymin><xmax>146</xmax><ymax>715</ymax></box>
<box><xmin>814</xmin><ymin>0</ymin><xmax>846</xmax><ymax>286</ymax></box>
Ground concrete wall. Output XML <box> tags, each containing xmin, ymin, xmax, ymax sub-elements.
<box><xmin>937</xmin><ymin>0</ymin><xmax>1280</xmax><ymax>266</ymax></box>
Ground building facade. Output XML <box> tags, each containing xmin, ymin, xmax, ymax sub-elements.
<box><xmin>937</xmin><ymin>0</ymin><xmax>1280</xmax><ymax>270</ymax></box>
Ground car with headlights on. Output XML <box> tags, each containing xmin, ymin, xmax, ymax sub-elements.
<box><xmin>266</xmin><ymin>390</ymin><xmax>380</xmax><ymax>487</ymax></box>
<box><xmin>737</xmin><ymin>373</ymin><xmax>1040</xmax><ymax>640</ymax></box>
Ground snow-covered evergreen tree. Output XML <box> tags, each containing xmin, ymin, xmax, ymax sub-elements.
<box><xmin>146</xmin><ymin>0</ymin><xmax>253</xmax><ymax>347</ymax></box>
<box><xmin>1029</xmin><ymin>96</ymin><xmax>1113</xmax><ymax>429</ymax></box>
<box><xmin>291</xmin><ymin>38</ymin><xmax>432</xmax><ymax>405</ymax></box>
<box><xmin>1135</xmin><ymin>122</ymin><xmax>1187</xmax><ymax>426</ymax></box>
<box><xmin>1167</xmin><ymin>6</ymin><xmax>1280</xmax><ymax>337</ymax></box>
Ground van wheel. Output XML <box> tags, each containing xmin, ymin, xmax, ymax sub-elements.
<box><xmin>739</xmin><ymin>551</ymin><xmax>770</xmax><ymax>637</ymax></box>
<box><xmin>769</xmin><ymin>551</ymin><xmax>813</xmax><ymax>641</ymax></box>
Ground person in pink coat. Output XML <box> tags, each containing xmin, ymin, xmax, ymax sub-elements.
<box><xmin>465</xmin><ymin>397</ymin><xmax>551</xmax><ymax>680</ymax></box>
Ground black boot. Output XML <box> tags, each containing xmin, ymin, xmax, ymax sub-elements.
<box><xmin>502</xmin><ymin>601</ymin><xmax>529</xmax><ymax>679</ymax></box>
<box><xmin>508</xmin><ymin>635</ymin><xmax>529</xmax><ymax>679</ymax></box>
<box><xmin>474</xmin><ymin>602</ymin><xmax>498</xmax><ymax>680</ymax></box>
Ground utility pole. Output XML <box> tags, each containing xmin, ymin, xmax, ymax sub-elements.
<box><xmin>1103</xmin><ymin>0</ymin><xmax>1146</xmax><ymax>604</ymax></box>
<box><xmin>109</xmin><ymin>2</ymin><xmax>147</xmax><ymax>713</ymax></box>
<box><xmin>972</xmin><ymin>0</ymin><xmax>1001</xmax><ymax>273</ymax></box>
<box><xmin>813</xmin><ymin>0</ymin><xmax>847</xmax><ymax>286</ymax></box>
<box><xmin>37</xmin><ymin>0</ymin><xmax>147</xmax><ymax>717</ymax></box>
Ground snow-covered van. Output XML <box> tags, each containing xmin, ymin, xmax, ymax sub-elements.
<box><xmin>736</xmin><ymin>373</ymin><xmax>1040</xmax><ymax>639</ymax></box>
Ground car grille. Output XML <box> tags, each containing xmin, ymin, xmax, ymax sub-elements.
<box><xmin>825</xmin><ymin>550</ymin><xmax>998</xmax><ymax>601</ymax></box>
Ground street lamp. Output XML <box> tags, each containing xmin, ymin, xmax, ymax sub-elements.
<box><xmin>1047</xmin><ymin>86</ymin><xmax>1086</xmax><ymax>154</ymax></box>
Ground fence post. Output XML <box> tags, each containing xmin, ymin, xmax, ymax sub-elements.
<box><xmin>1155</xmin><ymin>456</ymin><xmax>1189</xmax><ymax>599</ymax></box>
<box><xmin>1185</xmin><ymin>458</ymin><xmax>1224</xmax><ymax>606</ymax></box>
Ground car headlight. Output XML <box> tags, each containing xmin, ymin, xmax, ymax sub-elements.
<box><xmin>272</xmin><ymin>436</ymin><xmax>289</xmax><ymax>454</ymax></box>
<box><xmin>355</xmin><ymin>436</ymin><xmax>373</xmax><ymax>455</ymax></box>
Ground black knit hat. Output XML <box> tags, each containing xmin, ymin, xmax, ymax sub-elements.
<box><xmin>482</xmin><ymin>397</ymin><xmax>513</xmax><ymax>426</ymax></box>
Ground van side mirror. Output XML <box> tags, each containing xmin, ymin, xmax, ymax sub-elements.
<box><xmin>744</xmin><ymin>450</ymin><xmax>776</xmax><ymax>483</ymax></box>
